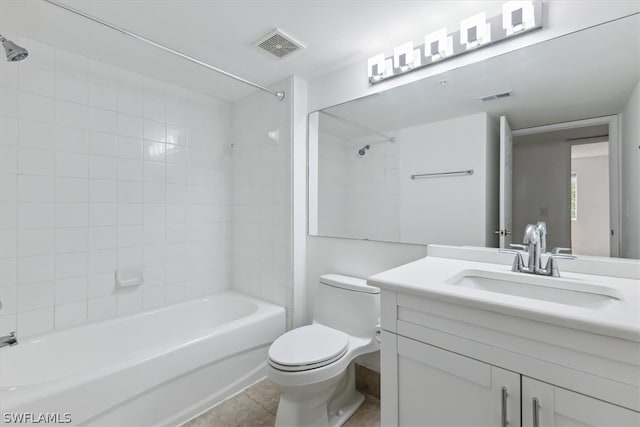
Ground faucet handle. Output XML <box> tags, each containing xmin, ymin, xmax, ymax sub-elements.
<box><xmin>551</xmin><ymin>247</ymin><xmax>573</xmax><ymax>255</ymax></box>
<box><xmin>545</xmin><ymin>252</ymin><xmax>576</xmax><ymax>277</ymax></box>
<box><xmin>509</xmin><ymin>244</ymin><xmax>528</xmax><ymax>251</ymax></box>
<box><xmin>499</xmin><ymin>249</ymin><xmax>525</xmax><ymax>272</ymax></box>
<box><xmin>549</xmin><ymin>253</ymin><xmax>577</xmax><ymax>260</ymax></box>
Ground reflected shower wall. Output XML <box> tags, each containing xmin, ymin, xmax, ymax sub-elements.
<box><xmin>313</xmin><ymin>111</ymin><xmax>498</xmax><ymax>246</ymax></box>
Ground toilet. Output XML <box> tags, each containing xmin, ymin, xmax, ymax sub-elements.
<box><xmin>267</xmin><ymin>274</ymin><xmax>380</xmax><ymax>427</ymax></box>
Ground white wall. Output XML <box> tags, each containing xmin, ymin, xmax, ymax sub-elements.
<box><xmin>512</xmin><ymin>139</ymin><xmax>571</xmax><ymax>249</ymax></box>
<box><xmin>571</xmin><ymin>154</ymin><xmax>610</xmax><ymax>256</ymax></box>
<box><xmin>0</xmin><ymin>37</ymin><xmax>232</xmax><ymax>337</ymax></box>
<box><xmin>230</xmin><ymin>77</ymin><xmax>294</xmax><ymax>327</ymax></box>
<box><xmin>317</xmin><ymin>132</ymin><xmax>348</xmax><ymax>236</ymax></box>
<box><xmin>620</xmin><ymin>81</ymin><xmax>640</xmax><ymax>259</ymax></box>
<box><xmin>315</xmin><ymin>130</ymin><xmax>403</xmax><ymax>241</ymax></box>
<box><xmin>344</xmin><ymin>135</ymin><xmax>401</xmax><ymax>241</ymax></box>
<box><xmin>315</xmin><ymin>113</ymin><xmax>498</xmax><ymax>245</ymax></box>
<box><xmin>398</xmin><ymin>113</ymin><xmax>494</xmax><ymax>246</ymax></box>
<box><xmin>291</xmin><ymin>76</ymin><xmax>309</xmax><ymax>328</ymax></box>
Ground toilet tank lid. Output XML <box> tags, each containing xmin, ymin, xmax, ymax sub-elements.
<box><xmin>320</xmin><ymin>274</ymin><xmax>380</xmax><ymax>294</ymax></box>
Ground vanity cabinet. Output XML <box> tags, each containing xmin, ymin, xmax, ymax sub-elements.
<box><xmin>390</xmin><ymin>334</ymin><xmax>521</xmax><ymax>426</ymax></box>
<box><xmin>521</xmin><ymin>377</ymin><xmax>640</xmax><ymax>427</ymax></box>
<box><xmin>378</xmin><ymin>290</ymin><xmax>640</xmax><ymax>427</ymax></box>
<box><xmin>383</xmin><ymin>331</ymin><xmax>639</xmax><ymax>427</ymax></box>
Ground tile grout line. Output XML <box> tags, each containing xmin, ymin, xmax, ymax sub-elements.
<box><xmin>242</xmin><ymin>390</ymin><xmax>277</xmax><ymax>417</ymax></box>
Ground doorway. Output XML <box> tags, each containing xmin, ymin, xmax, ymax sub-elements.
<box><xmin>507</xmin><ymin>116</ymin><xmax>619</xmax><ymax>256</ymax></box>
<box><xmin>570</xmin><ymin>141</ymin><xmax>610</xmax><ymax>256</ymax></box>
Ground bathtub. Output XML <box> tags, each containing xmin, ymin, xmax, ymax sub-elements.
<box><xmin>0</xmin><ymin>291</ymin><xmax>286</xmax><ymax>426</ymax></box>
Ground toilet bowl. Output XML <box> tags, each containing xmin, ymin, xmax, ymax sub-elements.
<box><xmin>267</xmin><ymin>274</ymin><xmax>380</xmax><ymax>427</ymax></box>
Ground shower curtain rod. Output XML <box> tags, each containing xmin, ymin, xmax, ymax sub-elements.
<box><xmin>320</xmin><ymin>111</ymin><xmax>396</xmax><ymax>143</ymax></box>
<box><xmin>41</xmin><ymin>0</ymin><xmax>285</xmax><ymax>101</ymax></box>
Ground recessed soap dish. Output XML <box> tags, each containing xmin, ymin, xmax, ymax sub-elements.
<box><xmin>116</xmin><ymin>268</ymin><xmax>144</xmax><ymax>288</ymax></box>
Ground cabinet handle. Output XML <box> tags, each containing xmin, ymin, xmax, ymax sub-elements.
<box><xmin>501</xmin><ymin>386</ymin><xmax>508</xmax><ymax>427</ymax></box>
<box><xmin>532</xmin><ymin>397</ymin><xmax>540</xmax><ymax>427</ymax></box>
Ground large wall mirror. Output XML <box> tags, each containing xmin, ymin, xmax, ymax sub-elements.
<box><xmin>308</xmin><ymin>14</ymin><xmax>640</xmax><ymax>259</ymax></box>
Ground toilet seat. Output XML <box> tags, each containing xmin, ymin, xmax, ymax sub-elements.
<box><xmin>268</xmin><ymin>324</ymin><xmax>349</xmax><ymax>372</ymax></box>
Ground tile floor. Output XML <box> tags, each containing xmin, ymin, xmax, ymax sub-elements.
<box><xmin>183</xmin><ymin>378</ymin><xmax>381</xmax><ymax>427</ymax></box>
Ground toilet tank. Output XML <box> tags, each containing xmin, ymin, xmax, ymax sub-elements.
<box><xmin>313</xmin><ymin>274</ymin><xmax>380</xmax><ymax>338</ymax></box>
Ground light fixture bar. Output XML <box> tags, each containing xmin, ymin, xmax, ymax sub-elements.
<box><xmin>41</xmin><ymin>0</ymin><xmax>285</xmax><ymax>101</ymax></box>
<box><xmin>368</xmin><ymin>0</ymin><xmax>542</xmax><ymax>85</ymax></box>
<box><xmin>320</xmin><ymin>111</ymin><xmax>396</xmax><ymax>143</ymax></box>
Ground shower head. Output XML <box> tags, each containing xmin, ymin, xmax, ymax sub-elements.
<box><xmin>0</xmin><ymin>35</ymin><xmax>28</xmax><ymax>62</ymax></box>
<box><xmin>358</xmin><ymin>144</ymin><xmax>371</xmax><ymax>156</ymax></box>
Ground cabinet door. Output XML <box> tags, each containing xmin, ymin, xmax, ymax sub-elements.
<box><xmin>395</xmin><ymin>336</ymin><xmax>521</xmax><ymax>427</ymax></box>
<box><xmin>522</xmin><ymin>377</ymin><xmax>640</xmax><ymax>427</ymax></box>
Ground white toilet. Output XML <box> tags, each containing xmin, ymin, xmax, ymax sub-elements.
<box><xmin>267</xmin><ymin>274</ymin><xmax>380</xmax><ymax>427</ymax></box>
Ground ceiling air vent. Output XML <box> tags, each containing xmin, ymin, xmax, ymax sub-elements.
<box><xmin>255</xmin><ymin>29</ymin><xmax>304</xmax><ymax>58</ymax></box>
<box><xmin>479</xmin><ymin>90</ymin><xmax>513</xmax><ymax>102</ymax></box>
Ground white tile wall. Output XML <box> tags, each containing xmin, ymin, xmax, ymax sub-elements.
<box><xmin>316</xmin><ymin>113</ymin><xmax>492</xmax><ymax>246</ymax></box>
<box><xmin>231</xmin><ymin>78</ymin><xmax>293</xmax><ymax>327</ymax></box>
<box><xmin>344</xmin><ymin>135</ymin><xmax>400</xmax><ymax>241</ymax></box>
<box><xmin>0</xmin><ymin>36</ymin><xmax>232</xmax><ymax>337</ymax></box>
<box><xmin>317</xmin><ymin>132</ymin><xmax>348</xmax><ymax>236</ymax></box>
<box><xmin>316</xmin><ymin>130</ymin><xmax>400</xmax><ymax>242</ymax></box>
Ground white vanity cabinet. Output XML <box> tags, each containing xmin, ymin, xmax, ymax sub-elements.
<box><xmin>521</xmin><ymin>377</ymin><xmax>640</xmax><ymax>427</ymax></box>
<box><xmin>382</xmin><ymin>327</ymin><xmax>639</xmax><ymax>427</ymax></box>
<box><xmin>371</xmin><ymin>247</ymin><xmax>640</xmax><ymax>426</ymax></box>
<box><xmin>384</xmin><ymin>332</ymin><xmax>521</xmax><ymax>426</ymax></box>
<box><xmin>371</xmin><ymin>247</ymin><xmax>640</xmax><ymax>427</ymax></box>
<box><xmin>374</xmin><ymin>262</ymin><xmax>640</xmax><ymax>426</ymax></box>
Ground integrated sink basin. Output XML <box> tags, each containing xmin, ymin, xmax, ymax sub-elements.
<box><xmin>446</xmin><ymin>269</ymin><xmax>624</xmax><ymax>309</ymax></box>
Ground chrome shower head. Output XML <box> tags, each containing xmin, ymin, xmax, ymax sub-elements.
<box><xmin>0</xmin><ymin>35</ymin><xmax>28</xmax><ymax>62</ymax></box>
<box><xmin>358</xmin><ymin>144</ymin><xmax>370</xmax><ymax>156</ymax></box>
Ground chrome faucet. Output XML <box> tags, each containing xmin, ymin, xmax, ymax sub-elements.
<box><xmin>536</xmin><ymin>221</ymin><xmax>547</xmax><ymax>254</ymax></box>
<box><xmin>500</xmin><ymin>222</ymin><xmax>576</xmax><ymax>277</ymax></box>
<box><xmin>0</xmin><ymin>300</ymin><xmax>19</xmax><ymax>348</ymax></box>
<box><xmin>523</xmin><ymin>223</ymin><xmax>542</xmax><ymax>271</ymax></box>
<box><xmin>0</xmin><ymin>331</ymin><xmax>18</xmax><ymax>348</ymax></box>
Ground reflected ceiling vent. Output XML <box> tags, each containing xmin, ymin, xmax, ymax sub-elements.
<box><xmin>479</xmin><ymin>90</ymin><xmax>513</xmax><ymax>102</ymax></box>
<box><xmin>255</xmin><ymin>29</ymin><xmax>304</xmax><ymax>58</ymax></box>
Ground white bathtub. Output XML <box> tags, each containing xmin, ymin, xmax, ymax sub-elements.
<box><xmin>0</xmin><ymin>291</ymin><xmax>286</xmax><ymax>426</ymax></box>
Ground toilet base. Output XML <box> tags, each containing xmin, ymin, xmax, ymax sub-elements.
<box><xmin>273</xmin><ymin>363</ymin><xmax>365</xmax><ymax>427</ymax></box>
<box><xmin>327</xmin><ymin>389</ymin><xmax>364</xmax><ymax>427</ymax></box>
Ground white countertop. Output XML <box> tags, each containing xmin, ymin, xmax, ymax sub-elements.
<box><xmin>368</xmin><ymin>251</ymin><xmax>640</xmax><ymax>342</ymax></box>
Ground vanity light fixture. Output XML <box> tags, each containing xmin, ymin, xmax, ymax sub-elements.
<box><xmin>367</xmin><ymin>53</ymin><xmax>387</xmax><ymax>82</ymax></box>
<box><xmin>503</xmin><ymin>1</ymin><xmax>536</xmax><ymax>35</ymax></box>
<box><xmin>393</xmin><ymin>42</ymin><xmax>417</xmax><ymax>72</ymax></box>
<box><xmin>425</xmin><ymin>29</ymin><xmax>453</xmax><ymax>61</ymax></box>
<box><xmin>367</xmin><ymin>0</ymin><xmax>542</xmax><ymax>84</ymax></box>
<box><xmin>460</xmin><ymin>12</ymin><xmax>491</xmax><ymax>50</ymax></box>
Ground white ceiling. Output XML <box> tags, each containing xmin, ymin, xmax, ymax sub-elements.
<box><xmin>321</xmin><ymin>13</ymin><xmax>640</xmax><ymax>135</ymax></box>
<box><xmin>0</xmin><ymin>0</ymin><xmax>497</xmax><ymax>101</ymax></box>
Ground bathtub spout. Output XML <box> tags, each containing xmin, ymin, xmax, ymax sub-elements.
<box><xmin>0</xmin><ymin>331</ymin><xmax>18</xmax><ymax>348</ymax></box>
